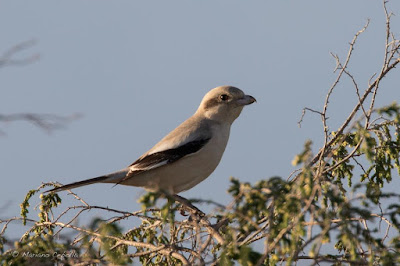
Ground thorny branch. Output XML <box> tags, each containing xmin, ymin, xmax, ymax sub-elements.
<box><xmin>296</xmin><ymin>1</ymin><xmax>400</xmax><ymax>171</ymax></box>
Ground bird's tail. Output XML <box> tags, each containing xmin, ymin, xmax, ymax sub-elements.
<box><xmin>45</xmin><ymin>169</ymin><xmax>129</xmax><ymax>193</ymax></box>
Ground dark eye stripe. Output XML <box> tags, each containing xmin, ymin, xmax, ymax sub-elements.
<box><xmin>203</xmin><ymin>98</ymin><xmax>219</xmax><ymax>110</ymax></box>
<box><xmin>203</xmin><ymin>94</ymin><xmax>231</xmax><ymax>110</ymax></box>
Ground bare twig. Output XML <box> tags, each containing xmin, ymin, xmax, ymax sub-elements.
<box><xmin>0</xmin><ymin>113</ymin><xmax>82</xmax><ymax>134</ymax></box>
<box><xmin>0</xmin><ymin>40</ymin><xmax>39</xmax><ymax>68</ymax></box>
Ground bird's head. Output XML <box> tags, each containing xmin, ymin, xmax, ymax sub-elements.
<box><xmin>197</xmin><ymin>86</ymin><xmax>256</xmax><ymax>124</ymax></box>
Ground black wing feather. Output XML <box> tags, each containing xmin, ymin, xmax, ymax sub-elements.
<box><xmin>130</xmin><ymin>137</ymin><xmax>211</xmax><ymax>168</ymax></box>
<box><xmin>115</xmin><ymin>137</ymin><xmax>211</xmax><ymax>186</ymax></box>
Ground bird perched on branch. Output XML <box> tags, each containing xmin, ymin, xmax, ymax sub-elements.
<box><xmin>47</xmin><ymin>86</ymin><xmax>256</xmax><ymax>195</ymax></box>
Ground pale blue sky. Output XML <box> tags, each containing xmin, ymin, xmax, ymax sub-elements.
<box><xmin>1</xmin><ymin>0</ymin><xmax>400</xmax><ymax>248</ymax></box>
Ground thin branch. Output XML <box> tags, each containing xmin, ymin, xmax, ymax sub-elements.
<box><xmin>0</xmin><ymin>40</ymin><xmax>39</xmax><ymax>68</ymax></box>
<box><xmin>0</xmin><ymin>113</ymin><xmax>82</xmax><ymax>134</ymax></box>
<box><xmin>36</xmin><ymin>221</ymin><xmax>190</xmax><ymax>265</ymax></box>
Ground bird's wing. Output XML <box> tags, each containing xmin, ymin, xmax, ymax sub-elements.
<box><xmin>130</xmin><ymin>137</ymin><xmax>211</xmax><ymax>169</ymax></box>
<box><xmin>117</xmin><ymin>117</ymin><xmax>213</xmax><ymax>184</ymax></box>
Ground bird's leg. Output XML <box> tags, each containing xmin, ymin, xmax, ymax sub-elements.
<box><xmin>172</xmin><ymin>195</ymin><xmax>227</xmax><ymax>245</ymax></box>
<box><xmin>170</xmin><ymin>194</ymin><xmax>226</xmax><ymax>245</ymax></box>
<box><xmin>172</xmin><ymin>194</ymin><xmax>205</xmax><ymax>218</ymax></box>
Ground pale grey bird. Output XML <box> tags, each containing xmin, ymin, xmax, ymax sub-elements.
<box><xmin>47</xmin><ymin>86</ymin><xmax>256</xmax><ymax>194</ymax></box>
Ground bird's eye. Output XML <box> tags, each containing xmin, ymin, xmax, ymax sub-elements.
<box><xmin>219</xmin><ymin>94</ymin><xmax>229</xmax><ymax>101</ymax></box>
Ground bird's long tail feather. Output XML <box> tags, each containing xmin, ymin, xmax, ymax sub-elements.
<box><xmin>45</xmin><ymin>169</ymin><xmax>128</xmax><ymax>193</ymax></box>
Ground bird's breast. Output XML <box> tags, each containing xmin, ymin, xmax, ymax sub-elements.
<box><xmin>168</xmin><ymin>123</ymin><xmax>231</xmax><ymax>193</ymax></box>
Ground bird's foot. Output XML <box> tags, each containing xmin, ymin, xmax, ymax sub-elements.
<box><xmin>172</xmin><ymin>194</ymin><xmax>205</xmax><ymax>219</ymax></box>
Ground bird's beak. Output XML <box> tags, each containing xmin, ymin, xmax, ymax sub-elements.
<box><xmin>237</xmin><ymin>95</ymin><xmax>257</xmax><ymax>106</ymax></box>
